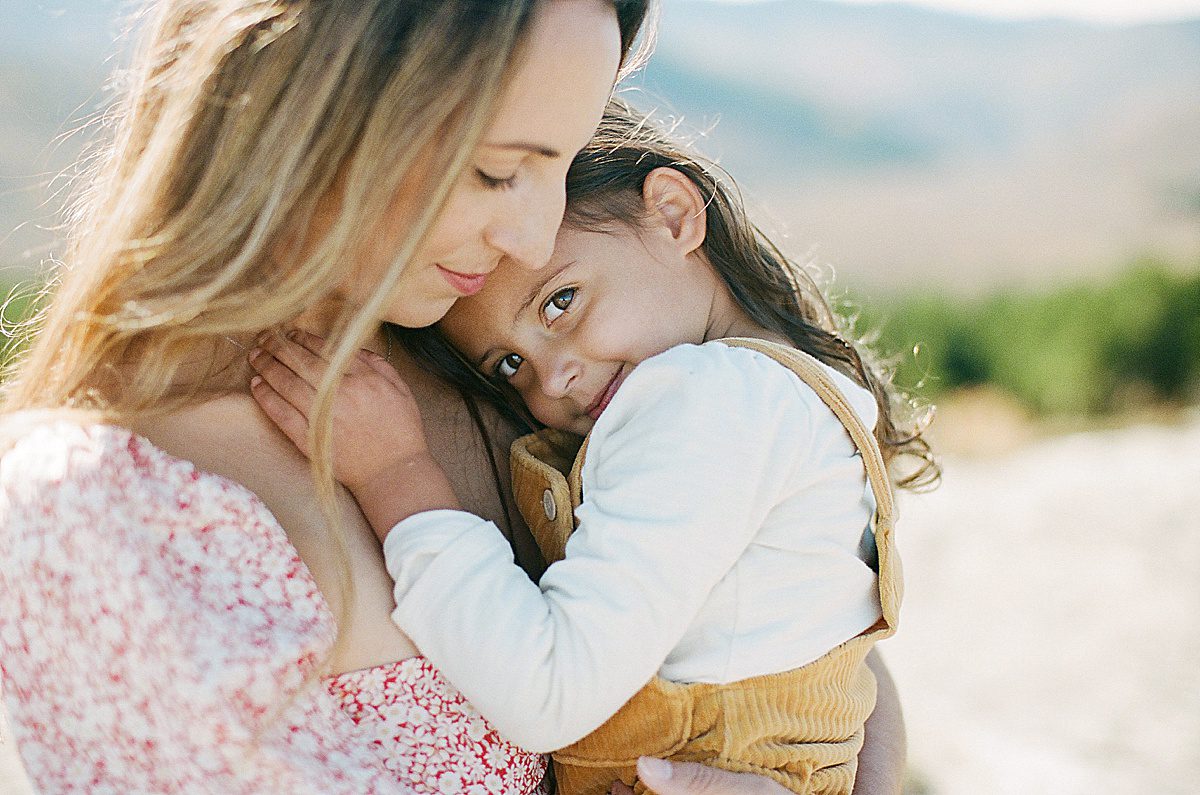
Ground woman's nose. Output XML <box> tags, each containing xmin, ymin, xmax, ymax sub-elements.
<box><xmin>485</xmin><ymin>184</ymin><xmax>565</xmax><ymax>270</ymax></box>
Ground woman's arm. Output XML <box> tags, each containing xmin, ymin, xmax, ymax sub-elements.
<box><xmin>853</xmin><ymin>649</ymin><xmax>906</xmax><ymax>795</ymax></box>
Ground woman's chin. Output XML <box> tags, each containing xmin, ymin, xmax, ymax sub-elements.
<box><xmin>384</xmin><ymin>296</ymin><xmax>458</xmax><ymax>330</ymax></box>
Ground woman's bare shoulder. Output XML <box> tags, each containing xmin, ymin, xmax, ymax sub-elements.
<box><xmin>135</xmin><ymin>393</ymin><xmax>420</xmax><ymax>672</ymax></box>
<box><xmin>133</xmin><ymin>390</ymin><xmax>356</xmax><ymax>567</ymax></box>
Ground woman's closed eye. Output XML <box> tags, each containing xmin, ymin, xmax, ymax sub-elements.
<box><xmin>543</xmin><ymin>287</ymin><xmax>576</xmax><ymax>323</ymax></box>
<box><xmin>475</xmin><ymin>168</ymin><xmax>518</xmax><ymax>191</ymax></box>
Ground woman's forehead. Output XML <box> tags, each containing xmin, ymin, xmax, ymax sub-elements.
<box><xmin>483</xmin><ymin>1</ymin><xmax>621</xmax><ymax>154</ymax></box>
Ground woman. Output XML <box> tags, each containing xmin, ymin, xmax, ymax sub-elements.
<box><xmin>0</xmin><ymin>0</ymin><xmax>902</xmax><ymax>792</ymax></box>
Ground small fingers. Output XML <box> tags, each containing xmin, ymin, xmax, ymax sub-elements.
<box><xmin>256</xmin><ymin>330</ymin><xmax>332</xmax><ymax>387</ymax></box>
<box><xmin>285</xmin><ymin>328</ymin><xmax>329</xmax><ymax>354</ymax></box>
<box><xmin>355</xmin><ymin>341</ymin><xmax>389</xmax><ymax>365</ymax></box>
<box><xmin>359</xmin><ymin>345</ymin><xmax>404</xmax><ymax>383</ymax></box>
<box><xmin>249</xmin><ymin>374</ymin><xmax>313</xmax><ymax>457</ymax></box>
<box><xmin>248</xmin><ymin>348</ymin><xmax>317</xmax><ymax>419</ymax></box>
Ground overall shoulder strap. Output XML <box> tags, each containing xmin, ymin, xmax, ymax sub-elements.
<box><xmin>719</xmin><ymin>338</ymin><xmax>903</xmax><ymax>630</ymax></box>
<box><xmin>568</xmin><ymin>339</ymin><xmax>896</xmax><ymax>526</ymax></box>
<box><xmin>718</xmin><ymin>338</ymin><xmax>896</xmax><ymax>526</ymax></box>
<box><xmin>563</xmin><ymin>338</ymin><xmax>902</xmax><ymax>628</ymax></box>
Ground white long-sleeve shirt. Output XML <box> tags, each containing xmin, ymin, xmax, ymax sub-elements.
<box><xmin>385</xmin><ymin>342</ymin><xmax>884</xmax><ymax>752</ymax></box>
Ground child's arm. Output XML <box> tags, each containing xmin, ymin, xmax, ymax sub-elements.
<box><xmin>250</xmin><ymin>336</ymin><xmax>816</xmax><ymax>752</ymax></box>
<box><xmin>248</xmin><ymin>329</ymin><xmax>459</xmax><ymax>539</ymax></box>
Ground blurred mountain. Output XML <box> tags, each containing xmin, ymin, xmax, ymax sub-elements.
<box><xmin>632</xmin><ymin>0</ymin><xmax>1200</xmax><ymax>291</ymax></box>
<box><xmin>2</xmin><ymin>0</ymin><xmax>1199</xmax><ymax>293</ymax></box>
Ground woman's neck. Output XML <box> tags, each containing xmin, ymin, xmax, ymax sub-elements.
<box><xmin>165</xmin><ymin>300</ymin><xmax>389</xmax><ymax>405</ymax></box>
<box><xmin>290</xmin><ymin>298</ymin><xmax>389</xmax><ymax>360</ymax></box>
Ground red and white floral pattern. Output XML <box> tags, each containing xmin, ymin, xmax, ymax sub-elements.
<box><xmin>328</xmin><ymin>657</ymin><xmax>545</xmax><ymax>794</ymax></box>
<box><xmin>0</xmin><ymin>422</ymin><xmax>544</xmax><ymax>794</ymax></box>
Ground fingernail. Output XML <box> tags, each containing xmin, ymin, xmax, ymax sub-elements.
<box><xmin>248</xmin><ymin>347</ymin><xmax>262</xmax><ymax>363</ymax></box>
<box><xmin>637</xmin><ymin>757</ymin><xmax>671</xmax><ymax>781</ymax></box>
<box><xmin>250</xmin><ymin>375</ymin><xmax>262</xmax><ymax>388</ymax></box>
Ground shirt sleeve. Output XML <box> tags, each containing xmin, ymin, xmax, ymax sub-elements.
<box><xmin>385</xmin><ymin>344</ymin><xmax>815</xmax><ymax>752</ymax></box>
<box><xmin>0</xmin><ymin>425</ymin><xmax>390</xmax><ymax>794</ymax></box>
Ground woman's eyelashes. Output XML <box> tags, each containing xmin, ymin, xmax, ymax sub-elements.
<box><xmin>475</xmin><ymin>167</ymin><xmax>518</xmax><ymax>191</ymax></box>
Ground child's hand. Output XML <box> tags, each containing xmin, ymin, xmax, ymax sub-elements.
<box><xmin>248</xmin><ymin>329</ymin><xmax>423</xmax><ymax>489</ymax></box>
<box><xmin>248</xmin><ymin>329</ymin><xmax>459</xmax><ymax>539</ymax></box>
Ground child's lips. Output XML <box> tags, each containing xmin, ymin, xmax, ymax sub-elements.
<box><xmin>586</xmin><ymin>369</ymin><xmax>624</xmax><ymax>421</ymax></box>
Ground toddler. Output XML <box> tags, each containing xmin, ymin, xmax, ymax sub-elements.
<box><xmin>249</xmin><ymin>99</ymin><xmax>934</xmax><ymax>795</ymax></box>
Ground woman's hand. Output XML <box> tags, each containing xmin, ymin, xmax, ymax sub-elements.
<box><xmin>608</xmin><ymin>758</ymin><xmax>793</xmax><ymax>795</ymax></box>
<box><xmin>248</xmin><ymin>329</ymin><xmax>460</xmax><ymax>539</ymax></box>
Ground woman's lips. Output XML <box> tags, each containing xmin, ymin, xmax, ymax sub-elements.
<box><xmin>586</xmin><ymin>369</ymin><xmax>624</xmax><ymax>421</ymax></box>
<box><xmin>437</xmin><ymin>265</ymin><xmax>488</xmax><ymax>296</ymax></box>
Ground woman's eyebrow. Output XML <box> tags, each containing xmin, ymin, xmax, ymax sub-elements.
<box><xmin>482</xmin><ymin>141</ymin><xmax>560</xmax><ymax>159</ymax></box>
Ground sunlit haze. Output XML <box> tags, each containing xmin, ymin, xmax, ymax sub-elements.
<box><xmin>706</xmin><ymin>0</ymin><xmax>1200</xmax><ymax>25</ymax></box>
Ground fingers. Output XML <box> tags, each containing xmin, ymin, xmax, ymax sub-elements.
<box><xmin>248</xmin><ymin>346</ymin><xmax>318</xmax><ymax>416</ymax></box>
<box><xmin>634</xmin><ymin>757</ymin><xmax>790</xmax><ymax>795</ymax></box>
<box><xmin>359</xmin><ymin>345</ymin><xmax>406</xmax><ymax>386</ymax></box>
<box><xmin>249</xmin><ymin>374</ymin><xmax>313</xmax><ymax>457</ymax></box>
<box><xmin>610</xmin><ymin>782</ymin><xmax>635</xmax><ymax>795</ymax></box>
<box><xmin>269</xmin><ymin>328</ymin><xmax>393</xmax><ymax>384</ymax></box>
<box><xmin>255</xmin><ymin>330</ymin><xmax>332</xmax><ymax>388</ymax></box>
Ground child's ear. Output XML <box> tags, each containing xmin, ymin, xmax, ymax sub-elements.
<box><xmin>641</xmin><ymin>167</ymin><xmax>707</xmax><ymax>256</ymax></box>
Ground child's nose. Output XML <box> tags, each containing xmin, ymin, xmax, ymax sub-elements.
<box><xmin>539</xmin><ymin>356</ymin><xmax>580</xmax><ymax>400</ymax></box>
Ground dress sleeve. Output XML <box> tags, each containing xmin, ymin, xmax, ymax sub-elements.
<box><xmin>385</xmin><ymin>344</ymin><xmax>814</xmax><ymax>752</ymax></box>
<box><xmin>0</xmin><ymin>425</ymin><xmax>392</xmax><ymax>794</ymax></box>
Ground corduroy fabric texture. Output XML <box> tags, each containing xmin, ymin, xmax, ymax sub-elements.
<box><xmin>509</xmin><ymin>339</ymin><xmax>902</xmax><ymax>795</ymax></box>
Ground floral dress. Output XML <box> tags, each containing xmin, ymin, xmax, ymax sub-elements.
<box><xmin>0</xmin><ymin>422</ymin><xmax>545</xmax><ymax>794</ymax></box>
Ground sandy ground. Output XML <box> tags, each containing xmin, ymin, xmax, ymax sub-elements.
<box><xmin>888</xmin><ymin>411</ymin><xmax>1200</xmax><ymax>794</ymax></box>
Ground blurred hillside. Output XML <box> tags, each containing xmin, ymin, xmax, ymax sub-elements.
<box><xmin>3</xmin><ymin>1</ymin><xmax>1200</xmax><ymax>294</ymax></box>
<box><xmin>631</xmin><ymin>0</ymin><xmax>1200</xmax><ymax>292</ymax></box>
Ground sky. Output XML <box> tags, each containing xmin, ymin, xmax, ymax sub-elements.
<box><xmin>709</xmin><ymin>0</ymin><xmax>1200</xmax><ymax>25</ymax></box>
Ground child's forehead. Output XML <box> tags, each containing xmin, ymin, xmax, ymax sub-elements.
<box><xmin>440</xmin><ymin>260</ymin><xmax>557</xmax><ymax>349</ymax></box>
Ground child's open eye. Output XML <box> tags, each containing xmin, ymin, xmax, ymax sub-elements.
<box><xmin>543</xmin><ymin>287</ymin><xmax>576</xmax><ymax>323</ymax></box>
<box><xmin>494</xmin><ymin>353</ymin><xmax>524</xmax><ymax>379</ymax></box>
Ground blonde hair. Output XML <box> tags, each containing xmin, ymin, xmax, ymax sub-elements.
<box><xmin>3</xmin><ymin>0</ymin><xmax>653</xmax><ymax>661</ymax></box>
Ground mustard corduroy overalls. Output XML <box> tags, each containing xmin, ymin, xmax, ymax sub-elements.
<box><xmin>508</xmin><ymin>339</ymin><xmax>903</xmax><ymax>795</ymax></box>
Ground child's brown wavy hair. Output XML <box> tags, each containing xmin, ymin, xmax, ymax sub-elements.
<box><xmin>400</xmin><ymin>96</ymin><xmax>938</xmax><ymax>491</ymax></box>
